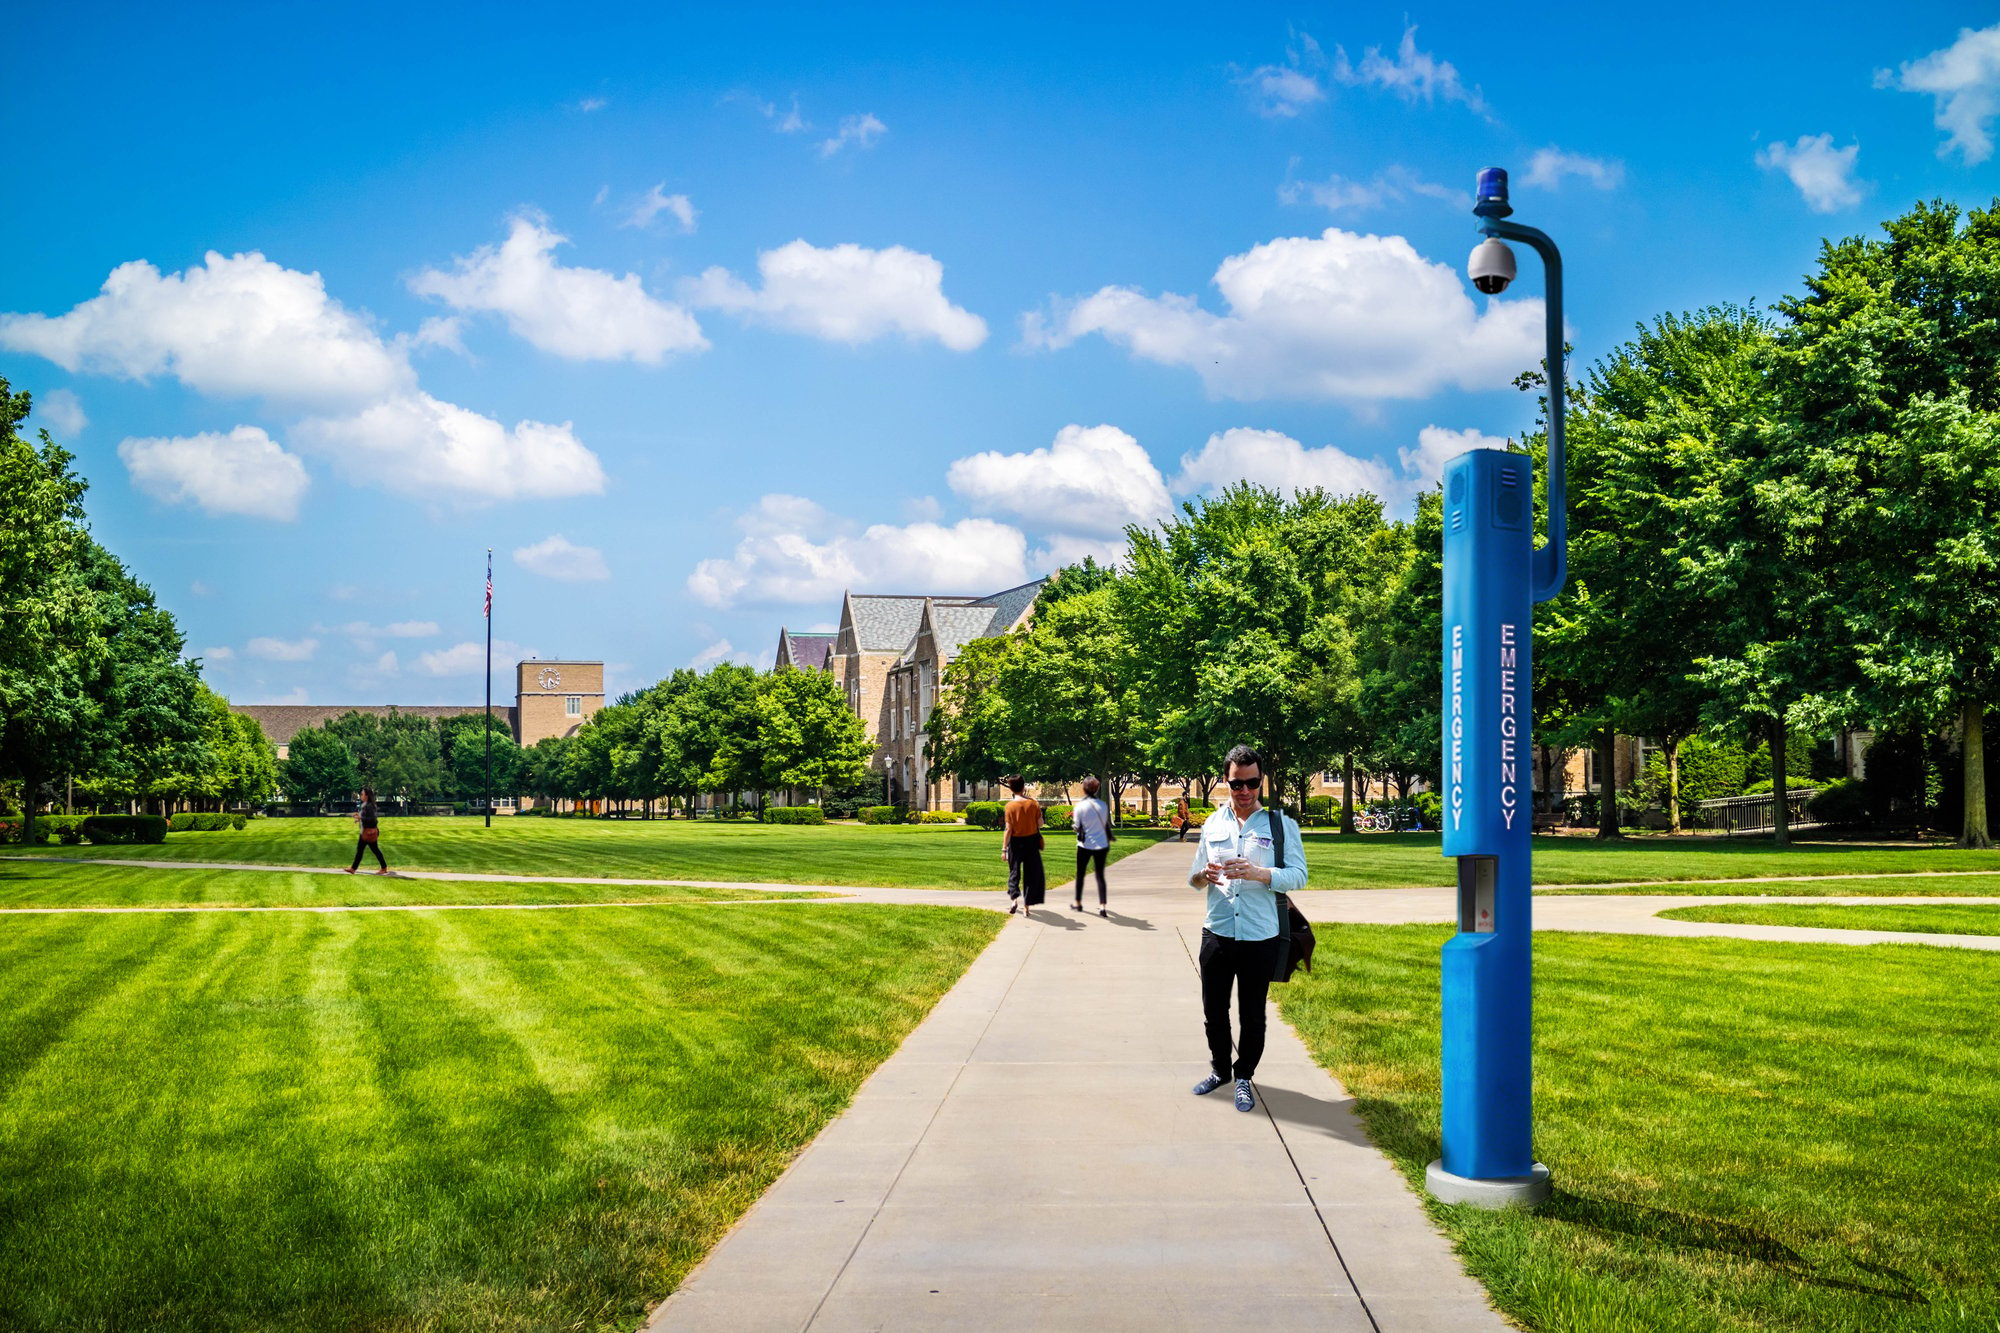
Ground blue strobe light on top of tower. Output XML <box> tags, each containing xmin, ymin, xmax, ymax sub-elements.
<box><xmin>1427</xmin><ymin>166</ymin><xmax>1569</xmax><ymax>1209</ymax></box>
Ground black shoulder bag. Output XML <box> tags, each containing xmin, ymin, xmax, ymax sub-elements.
<box><xmin>1265</xmin><ymin>806</ymin><xmax>1316</xmax><ymax>983</ymax></box>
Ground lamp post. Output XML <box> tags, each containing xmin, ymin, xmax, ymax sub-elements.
<box><xmin>1428</xmin><ymin>166</ymin><xmax>1566</xmax><ymax>1208</ymax></box>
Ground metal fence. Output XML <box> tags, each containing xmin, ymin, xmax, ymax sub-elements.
<box><xmin>1686</xmin><ymin>787</ymin><xmax>1819</xmax><ymax>835</ymax></box>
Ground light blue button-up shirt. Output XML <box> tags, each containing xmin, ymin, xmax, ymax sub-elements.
<box><xmin>1186</xmin><ymin>805</ymin><xmax>1308</xmax><ymax>940</ymax></box>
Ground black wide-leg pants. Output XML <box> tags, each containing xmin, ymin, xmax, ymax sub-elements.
<box><xmin>1198</xmin><ymin>928</ymin><xmax>1282</xmax><ymax>1080</ymax></box>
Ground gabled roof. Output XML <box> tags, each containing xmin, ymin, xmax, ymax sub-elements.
<box><xmin>777</xmin><ymin>629</ymin><xmax>836</xmax><ymax>670</ymax></box>
<box><xmin>844</xmin><ymin>593</ymin><xmax>977</xmax><ymax>654</ymax></box>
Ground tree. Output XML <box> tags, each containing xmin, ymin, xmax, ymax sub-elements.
<box><xmin>439</xmin><ymin>712</ymin><xmax>522</xmax><ymax>805</ymax></box>
<box><xmin>281</xmin><ymin>727</ymin><xmax>359</xmax><ymax>809</ymax></box>
<box><xmin>0</xmin><ymin>381</ymin><xmax>106</xmax><ymax>842</ymax></box>
<box><xmin>926</xmin><ymin>634</ymin><xmax>1019</xmax><ymax>790</ymax></box>
<box><xmin>711</xmin><ymin>666</ymin><xmax>872</xmax><ymax>812</ymax></box>
<box><xmin>323</xmin><ymin>711</ymin><xmax>448</xmax><ymax>804</ymax></box>
<box><xmin>993</xmin><ymin>585</ymin><xmax>1140</xmax><ymax>798</ymax></box>
<box><xmin>1766</xmin><ymin>199</ymin><xmax>2000</xmax><ymax>846</ymax></box>
<box><xmin>75</xmin><ymin>539</ymin><xmax>205</xmax><ymax>806</ymax></box>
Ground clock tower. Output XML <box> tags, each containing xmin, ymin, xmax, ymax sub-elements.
<box><xmin>514</xmin><ymin>659</ymin><xmax>605</xmax><ymax>746</ymax></box>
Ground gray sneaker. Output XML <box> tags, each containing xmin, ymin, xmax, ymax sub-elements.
<box><xmin>1192</xmin><ymin>1073</ymin><xmax>1226</xmax><ymax>1096</ymax></box>
<box><xmin>1234</xmin><ymin>1079</ymin><xmax>1256</xmax><ymax>1112</ymax></box>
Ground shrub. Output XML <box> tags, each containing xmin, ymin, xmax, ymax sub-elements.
<box><xmin>168</xmin><ymin>813</ymin><xmax>196</xmax><ymax>832</ymax></box>
<box><xmin>963</xmin><ymin>801</ymin><xmax>1007</xmax><ymax>830</ymax></box>
<box><xmin>58</xmin><ymin>821</ymin><xmax>84</xmax><ymax>845</ymax></box>
<box><xmin>1303</xmin><ymin>796</ymin><xmax>1336</xmax><ymax>827</ymax></box>
<box><xmin>231</xmin><ymin>813</ymin><xmax>247</xmax><ymax>829</ymax></box>
<box><xmin>82</xmin><ymin>815</ymin><xmax>169</xmax><ymax>845</ymax></box>
<box><xmin>911</xmin><ymin>809</ymin><xmax>960</xmax><ymax>824</ymax></box>
<box><xmin>1113</xmin><ymin>811</ymin><xmax>1154</xmax><ymax>827</ymax></box>
<box><xmin>1808</xmin><ymin>778</ymin><xmax>1871</xmax><ymax>827</ymax></box>
<box><xmin>765</xmin><ymin>806</ymin><xmax>827</xmax><ymax>825</ymax></box>
<box><xmin>858</xmin><ymin>805</ymin><xmax>907</xmax><ymax>825</ymax></box>
<box><xmin>1413</xmin><ymin>791</ymin><xmax>1443</xmax><ymax>827</ymax></box>
<box><xmin>1044</xmin><ymin>805</ymin><xmax>1074</xmax><ymax>831</ymax></box>
<box><xmin>3</xmin><ymin>814</ymin><xmax>91</xmax><ymax>845</ymax></box>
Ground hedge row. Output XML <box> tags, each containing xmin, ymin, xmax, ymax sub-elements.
<box><xmin>910</xmin><ymin>810</ymin><xmax>961</xmax><ymax>824</ymax></box>
<box><xmin>0</xmin><ymin>814</ymin><xmax>174</xmax><ymax>845</ymax></box>
<box><xmin>856</xmin><ymin>805</ymin><xmax>906</xmax><ymax>825</ymax></box>
<box><xmin>167</xmin><ymin>812</ymin><xmax>248</xmax><ymax>832</ymax></box>
<box><xmin>764</xmin><ymin>806</ymin><xmax>826</xmax><ymax>825</ymax></box>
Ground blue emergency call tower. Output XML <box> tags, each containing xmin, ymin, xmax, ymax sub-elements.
<box><xmin>1427</xmin><ymin>167</ymin><xmax>1565</xmax><ymax>1208</ymax></box>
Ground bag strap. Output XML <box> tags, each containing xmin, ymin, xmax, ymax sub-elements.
<box><xmin>1265</xmin><ymin>800</ymin><xmax>1287</xmax><ymax>870</ymax></box>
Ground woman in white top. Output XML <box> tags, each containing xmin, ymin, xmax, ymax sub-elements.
<box><xmin>1072</xmin><ymin>776</ymin><xmax>1114</xmax><ymax>916</ymax></box>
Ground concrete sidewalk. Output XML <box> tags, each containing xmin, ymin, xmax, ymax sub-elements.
<box><xmin>647</xmin><ymin>839</ymin><xmax>1504</xmax><ymax>1333</ymax></box>
<box><xmin>1292</xmin><ymin>885</ymin><xmax>2000</xmax><ymax>951</ymax></box>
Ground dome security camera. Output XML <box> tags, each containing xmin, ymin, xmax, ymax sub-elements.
<box><xmin>1468</xmin><ymin>238</ymin><xmax>1517</xmax><ymax>295</ymax></box>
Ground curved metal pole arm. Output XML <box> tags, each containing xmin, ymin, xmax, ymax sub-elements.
<box><xmin>1479</xmin><ymin>218</ymin><xmax>1566</xmax><ymax>602</ymax></box>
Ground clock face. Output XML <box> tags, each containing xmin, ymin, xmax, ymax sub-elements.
<box><xmin>538</xmin><ymin>667</ymin><xmax>562</xmax><ymax>690</ymax></box>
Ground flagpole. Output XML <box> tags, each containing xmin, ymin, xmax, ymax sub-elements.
<box><xmin>484</xmin><ymin>548</ymin><xmax>493</xmax><ymax>830</ymax></box>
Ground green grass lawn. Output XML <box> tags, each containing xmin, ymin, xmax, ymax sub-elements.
<box><xmin>2</xmin><ymin>816</ymin><xmax>1172</xmax><ymax>888</ymax></box>
<box><xmin>1278</xmin><ymin>925</ymin><xmax>2000</xmax><ymax>1332</ymax></box>
<box><xmin>0</xmin><ymin>902</ymin><xmax>1000</xmax><ymax>1332</ymax></box>
<box><xmin>1289</xmin><ymin>831</ymin><xmax>2000</xmax><ymax>890</ymax></box>
<box><xmin>1658</xmin><ymin>902</ymin><xmax>2000</xmax><ymax>936</ymax></box>
<box><xmin>0</xmin><ymin>861</ymin><xmax>830</xmax><ymax>910</ymax></box>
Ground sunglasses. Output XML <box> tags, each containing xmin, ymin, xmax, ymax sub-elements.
<box><xmin>1226</xmin><ymin>777</ymin><xmax>1262</xmax><ymax>791</ymax></box>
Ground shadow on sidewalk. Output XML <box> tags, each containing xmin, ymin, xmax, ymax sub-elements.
<box><xmin>1259</xmin><ymin>1084</ymin><xmax>1396</xmax><ymax>1151</ymax></box>
<box><xmin>1025</xmin><ymin>907</ymin><xmax>1085</xmax><ymax>929</ymax></box>
<box><xmin>1102</xmin><ymin>910</ymin><xmax>1156</xmax><ymax>930</ymax></box>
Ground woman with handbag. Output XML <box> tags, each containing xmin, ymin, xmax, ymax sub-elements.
<box><xmin>346</xmin><ymin>787</ymin><xmax>389</xmax><ymax>875</ymax></box>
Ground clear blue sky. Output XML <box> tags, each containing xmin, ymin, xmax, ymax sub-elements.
<box><xmin>4</xmin><ymin>2</ymin><xmax>1994</xmax><ymax>704</ymax></box>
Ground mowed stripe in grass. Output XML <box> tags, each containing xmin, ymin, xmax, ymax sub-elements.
<box><xmin>1279</xmin><ymin>925</ymin><xmax>2000</xmax><ymax>1332</ymax></box>
<box><xmin>1659</xmin><ymin>902</ymin><xmax>2000</xmax><ymax>936</ymax></box>
<box><xmin>0</xmin><ymin>862</ymin><xmax>830</xmax><ymax>910</ymax></box>
<box><xmin>0</xmin><ymin>903</ymin><xmax>1000</xmax><ymax>1332</ymax></box>
<box><xmin>3</xmin><ymin>816</ymin><xmax>1173</xmax><ymax>888</ymax></box>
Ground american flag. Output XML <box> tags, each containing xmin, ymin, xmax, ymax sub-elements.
<box><xmin>484</xmin><ymin>555</ymin><xmax>492</xmax><ymax>618</ymax></box>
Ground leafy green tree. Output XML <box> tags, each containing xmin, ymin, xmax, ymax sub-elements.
<box><xmin>76</xmin><ymin>539</ymin><xmax>205</xmax><ymax>804</ymax></box>
<box><xmin>1766</xmin><ymin>199</ymin><xmax>2000</xmax><ymax>846</ymax></box>
<box><xmin>711</xmin><ymin>665</ymin><xmax>872</xmax><ymax>811</ymax></box>
<box><xmin>926</xmin><ymin>634</ymin><xmax>1020</xmax><ymax>790</ymax></box>
<box><xmin>281</xmin><ymin>726</ymin><xmax>359</xmax><ymax>809</ymax></box>
<box><xmin>0</xmin><ymin>382</ymin><xmax>106</xmax><ymax>840</ymax></box>
<box><xmin>438</xmin><ymin>712</ymin><xmax>522</xmax><ymax>805</ymax></box>
<box><xmin>1356</xmin><ymin>492</ymin><xmax>1441</xmax><ymax>832</ymax></box>
<box><xmin>992</xmin><ymin>584</ymin><xmax>1140</xmax><ymax>799</ymax></box>
<box><xmin>323</xmin><ymin>711</ymin><xmax>448</xmax><ymax>804</ymax></box>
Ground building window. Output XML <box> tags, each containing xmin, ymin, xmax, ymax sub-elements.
<box><xmin>565</xmin><ymin>696</ymin><xmax>581</xmax><ymax>717</ymax></box>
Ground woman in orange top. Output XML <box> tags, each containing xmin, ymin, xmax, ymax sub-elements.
<box><xmin>999</xmin><ymin>775</ymin><xmax>1046</xmax><ymax>915</ymax></box>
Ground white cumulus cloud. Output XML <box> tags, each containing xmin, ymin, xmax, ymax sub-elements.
<box><xmin>514</xmin><ymin>533</ymin><xmax>611</xmax><ymax>581</ymax></box>
<box><xmin>1758</xmin><ymin>134</ymin><xmax>1866</xmax><ymax>213</ymax></box>
<box><xmin>417</xmin><ymin>638</ymin><xmax>534</xmax><ymax>677</ymax></box>
<box><xmin>199</xmin><ymin>645</ymin><xmax>235</xmax><ymax>662</ymax></box>
<box><xmin>1876</xmin><ymin>23</ymin><xmax>2000</xmax><ymax>164</ymax></box>
<box><xmin>248</xmin><ymin>636</ymin><xmax>318</xmax><ymax>662</ymax></box>
<box><xmin>1026</xmin><ymin>227</ymin><xmax>1542</xmax><ymax>401</ymax></box>
<box><xmin>691</xmin><ymin>638</ymin><xmax>741</xmax><ymax>668</ymax></box>
<box><xmin>1398</xmin><ymin>425</ymin><xmax>1512</xmax><ymax>487</ymax></box>
<box><xmin>686</xmin><ymin>240</ymin><xmax>987</xmax><ymax>350</ymax></box>
<box><xmin>947</xmin><ymin>424</ymin><xmax>1173</xmax><ymax>537</ymax></box>
<box><xmin>687</xmin><ymin>494</ymin><xmax>1028</xmax><ymax>608</ymax></box>
<box><xmin>1171</xmin><ymin>427</ymin><xmax>1395</xmax><ymax>499</ymax></box>
<box><xmin>36</xmin><ymin>388</ymin><xmax>87</xmax><ymax>437</ymax></box>
<box><xmin>1331</xmin><ymin>27</ymin><xmax>1488</xmax><ymax>116</ymax></box>
<box><xmin>118</xmin><ymin>426</ymin><xmax>311</xmax><ymax>520</ymax></box>
<box><xmin>1522</xmin><ymin>148</ymin><xmax>1625</xmax><ymax>191</ymax></box>
<box><xmin>0</xmin><ymin>250</ymin><xmax>413</xmax><ymax>407</ymax></box>
<box><xmin>1242</xmin><ymin>65</ymin><xmax>1324</xmax><ymax>118</ymax></box>
<box><xmin>819</xmin><ymin>112</ymin><xmax>887</xmax><ymax>157</ymax></box>
<box><xmin>411</xmin><ymin>215</ymin><xmax>707</xmax><ymax>363</ymax></box>
<box><xmin>292</xmin><ymin>392</ymin><xmax>605</xmax><ymax>503</ymax></box>
<box><xmin>622</xmin><ymin>184</ymin><xmax>697</xmax><ymax>233</ymax></box>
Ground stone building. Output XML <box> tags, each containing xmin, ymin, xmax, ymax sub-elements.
<box><xmin>512</xmin><ymin>660</ymin><xmax>606</xmax><ymax>745</ymax></box>
<box><xmin>823</xmin><ymin>581</ymin><xmax>1043</xmax><ymax>808</ymax></box>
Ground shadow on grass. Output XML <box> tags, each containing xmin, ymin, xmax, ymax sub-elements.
<box><xmin>1541</xmin><ymin>1189</ymin><xmax>1930</xmax><ymax>1305</ymax></box>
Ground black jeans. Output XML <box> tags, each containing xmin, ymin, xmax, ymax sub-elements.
<box><xmin>1199</xmin><ymin>929</ymin><xmax>1282</xmax><ymax>1080</ymax></box>
<box><xmin>351</xmin><ymin>834</ymin><xmax>386</xmax><ymax>870</ymax></box>
<box><xmin>1074</xmin><ymin>846</ymin><xmax>1108</xmax><ymax>904</ymax></box>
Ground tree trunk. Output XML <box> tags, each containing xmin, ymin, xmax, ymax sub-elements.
<box><xmin>1595</xmin><ymin>728</ymin><xmax>1619</xmax><ymax>839</ymax></box>
<box><xmin>21</xmin><ymin>765</ymin><xmax>37</xmax><ymax>848</ymax></box>
<box><xmin>1770</xmin><ymin>716</ymin><xmax>1790</xmax><ymax>849</ymax></box>
<box><xmin>1666</xmin><ymin>737</ymin><xmax>1683</xmax><ymax>836</ymax></box>
<box><xmin>1962</xmin><ymin>699</ymin><xmax>1991</xmax><ymax>849</ymax></box>
<box><xmin>1340</xmin><ymin>753</ymin><xmax>1356</xmax><ymax>835</ymax></box>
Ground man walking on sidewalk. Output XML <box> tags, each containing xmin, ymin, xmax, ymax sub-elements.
<box><xmin>1188</xmin><ymin>744</ymin><xmax>1307</xmax><ymax>1112</ymax></box>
